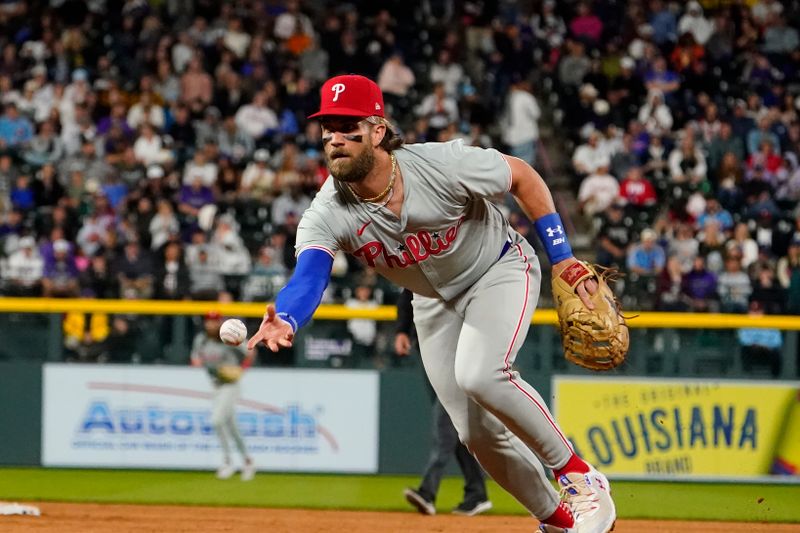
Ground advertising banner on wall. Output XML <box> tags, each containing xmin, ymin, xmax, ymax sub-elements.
<box><xmin>553</xmin><ymin>377</ymin><xmax>800</xmax><ymax>479</ymax></box>
<box><xmin>42</xmin><ymin>364</ymin><xmax>380</xmax><ymax>472</ymax></box>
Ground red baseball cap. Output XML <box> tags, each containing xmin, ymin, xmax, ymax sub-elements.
<box><xmin>308</xmin><ymin>75</ymin><xmax>385</xmax><ymax>119</ymax></box>
<box><xmin>204</xmin><ymin>310</ymin><xmax>222</xmax><ymax>320</ymax></box>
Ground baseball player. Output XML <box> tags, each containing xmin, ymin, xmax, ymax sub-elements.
<box><xmin>248</xmin><ymin>74</ymin><xmax>616</xmax><ymax>532</ymax></box>
<box><xmin>191</xmin><ymin>311</ymin><xmax>256</xmax><ymax>481</ymax></box>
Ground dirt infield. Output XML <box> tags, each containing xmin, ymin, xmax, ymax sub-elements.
<box><xmin>1</xmin><ymin>502</ymin><xmax>797</xmax><ymax>532</ymax></box>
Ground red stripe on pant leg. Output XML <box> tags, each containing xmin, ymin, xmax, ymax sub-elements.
<box><xmin>502</xmin><ymin>244</ymin><xmax>530</xmax><ymax>368</ymax></box>
<box><xmin>502</xmin><ymin>243</ymin><xmax>573</xmax><ymax>451</ymax></box>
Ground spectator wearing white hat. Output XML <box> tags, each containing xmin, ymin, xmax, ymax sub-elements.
<box><xmin>638</xmin><ymin>90</ymin><xmax>673</xmax><ymax>136</ymax></box>
<box><xmin>42</xmin><ymin>239</ymin><xmax>79</xmax><ymax>298</ymax></box>
<box><xmin>678</xmin><ymin>2</ymin><xmax>713</xmax><ymax>46</ymax></box>
<box><xmin>572</xmin><ymin>129</ymin><xmax>610</xmax><ymax>177</ymax></box>
<box><xmin>63</xmin><ymin>68</ymin><xmax>91</xmax><ymax>108</ymax></box>
<box><xmin>241</xmin><ymin>149</ymin><xmax>278</xmax><ymax>200</ymax></box>
<box><xmin>210</xmin><ymin>214</ymin><xmax>250</xmax><ymax>276</ymax></box>
<box><xmin>30</xmin><ymin>65</ymin><xmax>55</xmax><ymax>123</ymax></box>
<box><xmin>182</xmin><ymin>150</ymin><xmax>218</xmax><ymax>187</ymax></box>
<box><xmin>627</xmin><ymin>228</ymin><xmax>666</xmax><ymax>277</ymax></box>
<box><xmin>3</xmin><ymin>235</ymin><xmax>44</xmax><ymax>296</ymax></box>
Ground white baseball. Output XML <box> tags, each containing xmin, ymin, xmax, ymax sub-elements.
<box><xmin>220</xmin><ymin>319</ymin><xmax>247</xmax><ymax>345</ymax></box>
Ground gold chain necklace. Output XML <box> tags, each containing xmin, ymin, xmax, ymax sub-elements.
<box><xmin>348</xmin><ymin>153</ymin><xmax>396</xmax><ymax>203</ymax></box>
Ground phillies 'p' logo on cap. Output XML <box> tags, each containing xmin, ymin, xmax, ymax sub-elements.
<box><xmin>331</xmin><ymin>83</ymin><xmax>346</xmax><ymax>101</ymax></box>
<box><xmin>308</xmin><ymin>74</ymin><xmax>385</xmax><ymax>118</ymax></box>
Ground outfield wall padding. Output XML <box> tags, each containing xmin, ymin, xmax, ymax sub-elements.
<box><xmin>0</xmin><ymin>361</ymin><xmax>42</xmax><ymax>465</ymax></box>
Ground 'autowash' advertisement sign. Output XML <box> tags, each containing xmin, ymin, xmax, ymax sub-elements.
<box><xmin>553</xmin><ymin>376</ymin><xmax>800</xmax><ymax>480</ymax></box>
<box><xmin>42</xmin><ymin>364</ymin><xmax>379</xmax><ymax>472</ymax></box>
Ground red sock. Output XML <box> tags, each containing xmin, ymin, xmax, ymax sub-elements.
<box><xmin>553</xmin><ymin>454</ymin><xmax>591</xmax><ymax>478</ymax></box>
<box><xmin>542</xmin><ymin>501</ymin><xmax>575</xmax><ymax>528</ymax></box>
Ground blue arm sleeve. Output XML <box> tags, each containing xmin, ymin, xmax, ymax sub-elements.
<box><xmin>274</xmin><ymin>248</ymin><xmax>333</xmax><ymax>332</ymax></box>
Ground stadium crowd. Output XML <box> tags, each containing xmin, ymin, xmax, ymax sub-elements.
<box><xmin>560</xmin><ymin>0</ymin><xmax>800</xmax><ymax>314</ymax></box>
<box><xmin>0</xmin><ymin>1</ymin><xmax>798</xmax><ymax>363</ymax></box>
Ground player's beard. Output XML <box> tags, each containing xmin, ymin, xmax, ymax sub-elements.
<box><xmin>327</xmin><ymin>145</ymin><xmax>375</xmax><ymax>183</ymax></box>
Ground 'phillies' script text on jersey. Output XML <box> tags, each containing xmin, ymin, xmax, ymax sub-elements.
<box><xmin>354</xmin><ymin>217</ymin><xmax>465</xmax><ymax>268</ymax></box>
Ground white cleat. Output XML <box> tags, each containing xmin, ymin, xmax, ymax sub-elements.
<box><xmin>241</xmin><ymin>460</ymin><xmax>256</xmax><ymax>481</ymax></box>
<box><xmin>540</xmin><ymin>468</ymin><xmax>616</xmax><ymax>533</ymax></box>
<box><xmin>216</xmin><ymin>462</ymin><xmax>236</xmax><ymax>480</ymax></box>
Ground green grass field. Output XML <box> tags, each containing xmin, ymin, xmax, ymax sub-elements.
<box><xmin>1</xmin><ymin>468</ymin><xmax>799</xmax><ymax>523</ymax></box>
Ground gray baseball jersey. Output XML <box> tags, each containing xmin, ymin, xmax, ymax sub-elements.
<box><xmin>296</xmin><ymin>139</ymin><xmax>575</xmax><ymax>521</ymax></box>
<box><xmin>296</xmin><ymin>140</ymin><xmax>513</xmax><ymax>300</ymax></box>
<box><xmin>191</xmin><ymin>334</ymin><xmax>245</xmax><ymax>384</ymax></box>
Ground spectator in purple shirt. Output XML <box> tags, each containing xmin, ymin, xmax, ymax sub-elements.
<box><xmin>645</xmin><ymin>56</ymin><xmax>680</xmax><ymax>103</ymax></box>
<box><xmin>43</xmin><ymin>239</ymin><xmax>80</xmax><ymax>297</ymax></box>
<box><xmin>178</xmin><ymin>177</ymin><xmax>215</xmax><ymax>220</ymax></box>
<box><xmin>95</xmin><ymin>103</ymin><xmax>133</xmax><ymax>138</ymax></box>
<box><xmin>682</xmin><ymin>254</ymin><xmax>718</xmax><ymax>312</ymax></box>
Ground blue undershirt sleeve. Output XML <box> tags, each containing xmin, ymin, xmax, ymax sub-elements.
<box><xmin>274</xmin><ymin>248</ymin><xmax>333</xmax><ymax>332</ymax></box>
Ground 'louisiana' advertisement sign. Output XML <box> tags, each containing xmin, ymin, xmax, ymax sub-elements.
<box><xmin>42</xmin><ymin>364</ymin><xmax>379</xmax><ymax>472</ymax></box>
<box><xmin>552</xmin><ymin>377</ymin><xmax>800</xmax><ymax>479</ymax></box>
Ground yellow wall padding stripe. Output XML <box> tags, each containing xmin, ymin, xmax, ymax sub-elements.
<box><xmin>0</xmin><ymin>298</ymin><xmax>798</xmax><ymax>329</ymax></box>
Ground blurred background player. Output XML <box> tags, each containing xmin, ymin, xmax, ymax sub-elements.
<box><xmin>190</xmin><ymin>310</ymin><xmax>256</xmax><ymax>481</ymax></box>
<box><xmin>396</xmin><ymin>289</ymin><xmax>492</xmax><ymax>517</ymax></box>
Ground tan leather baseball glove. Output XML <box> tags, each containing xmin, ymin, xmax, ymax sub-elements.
<box><xmin>216</xmin><ymin>365</ymin><xmax>243</xmax><ymax>383</ymax></box>
<box><xmin>552</xmin><ymin>261</ymin><xmax>629</xmax><ymax>370</ymax></box>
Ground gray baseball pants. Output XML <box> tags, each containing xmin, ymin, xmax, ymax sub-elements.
<box><xmin>212</xmin><ymin>382</ymin><xmax>248</xmax><ymax>462</ymax></box>
<box><xmin>412</xmin><ymin>236</ymin><xmax>572</xmax><ymax>519</ymax></box>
